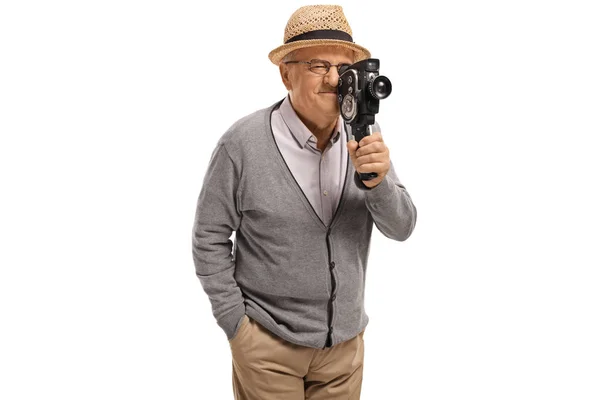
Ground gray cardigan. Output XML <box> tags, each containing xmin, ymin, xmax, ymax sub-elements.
<box><xmin>192</xmin><ymin>100</ymin><xmax>417</xmax><ymax>349</ymax></box>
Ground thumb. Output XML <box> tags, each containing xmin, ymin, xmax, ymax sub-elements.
<box><xmin>347</xmin><ymin>140</ymin><xmax>358</xmax><ymax>162</ymax></box>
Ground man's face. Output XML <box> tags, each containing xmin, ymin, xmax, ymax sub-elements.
<box><xmin>280</xmin><ymin>46</ymin><xmax>354</xmax><ymax>122</ymax></box>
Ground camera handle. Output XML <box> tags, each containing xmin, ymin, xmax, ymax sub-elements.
<box><xmin>348</xmin><ymin>123</ymin><xmax>378</xmax><ymax>181</ymax></box>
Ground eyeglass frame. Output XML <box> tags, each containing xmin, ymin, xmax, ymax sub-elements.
<box><xmin>283</xmin><ymin>59</ymin><xmax>352</xmax><ymax>75</ymax></box>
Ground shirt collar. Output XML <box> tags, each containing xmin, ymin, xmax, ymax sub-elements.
<box><xmin>279</xmin><ymin>95</ymin><xmax>343</xmax><ymax>149</ymax></box>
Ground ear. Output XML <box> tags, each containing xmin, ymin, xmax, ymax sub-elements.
<box><xmin>279</xmin><ymin>63</ymin><xmax>293</xmax><ymax>91</ymax></box>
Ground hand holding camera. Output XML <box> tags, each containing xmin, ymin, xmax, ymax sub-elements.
<box><xmin>346</xmin><ymin>131</ymin><xmax>390</xmax><ymax>188</ymax></box>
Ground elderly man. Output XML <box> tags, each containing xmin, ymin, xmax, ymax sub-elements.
<box><xmin>192</xmin><ymin>5</ymin><xmax>417</xmax><ymax>399</ymax></box>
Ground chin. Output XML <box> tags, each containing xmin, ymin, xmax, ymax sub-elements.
<box><xmin>315</xmin><ymin>103</ymin><xmax>337</xmax><ymax>114</ymax></box>
<box><xmin>319</xmin><ymin>96</ymin><xmax>339</xmax><ymax>108</ymax></box>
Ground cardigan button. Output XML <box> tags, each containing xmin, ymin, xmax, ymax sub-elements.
<box><xmin>330</xmin><ymin>261</ymin><xmax>336</xmax><ymax>269</ymax></box>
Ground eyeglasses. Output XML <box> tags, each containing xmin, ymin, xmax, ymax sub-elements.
<box><xmin>284</xmin><ymin>59</ymin><xmax>352</xmax><ymax>75</ymax></box>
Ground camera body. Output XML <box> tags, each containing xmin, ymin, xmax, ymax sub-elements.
<box><xmin>338</xmin><ymin>58</ymin><xmax>392</xmax><ymax>180</ymax></box>
<box><xmin>337</xmin><ymin>58</ymin><xmax>392</xmax><ymax>131</ymax></box>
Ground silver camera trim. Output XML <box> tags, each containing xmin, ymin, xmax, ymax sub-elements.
<box><xmin>339</xmin><ymin>69</ymin><xmax>359</xmax><ymax>122</ymax></box>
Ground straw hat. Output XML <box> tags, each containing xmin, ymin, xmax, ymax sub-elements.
<box><xmin>268</xmin><ymin>5</ymin><xmax>371</xmax><ymax>65</ymax></box>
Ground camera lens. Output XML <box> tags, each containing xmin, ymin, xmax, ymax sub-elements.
<box><xmin>369</xmin><ymin>75</ymin><xmax>392</xmax><ymax>99</ymax></box>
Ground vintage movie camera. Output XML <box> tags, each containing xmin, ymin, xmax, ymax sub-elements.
<box><xmin>338</xmin><ymin>58</ymin><xmax>392</xmax><ymax>181</ymax></box>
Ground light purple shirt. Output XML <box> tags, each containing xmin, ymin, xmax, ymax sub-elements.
<box><xmin>271</xmin><ymin>96</ymin><xmax>348</xmax><ymax>226</ymax></box>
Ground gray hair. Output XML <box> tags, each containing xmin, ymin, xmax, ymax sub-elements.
<box><xmin>281</xmin><ymin>50</ymin><xmax>298</xmax><ymax>64</ymax></box>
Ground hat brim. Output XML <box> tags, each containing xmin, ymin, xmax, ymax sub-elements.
<box><xmin>268</xmin><ymin>39</ymin><xmax>371</xmax><ymax>65</ymax></box>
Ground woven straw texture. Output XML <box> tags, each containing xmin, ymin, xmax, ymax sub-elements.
<box><xmin>283</xmin><ymin>5</ymin><xmax>352</xmax><ymax>42</ymax></box>
<box><xmin>268</xmin><ymin>5</ymin><xmax>371</xmax><ymax>65</ymax></box>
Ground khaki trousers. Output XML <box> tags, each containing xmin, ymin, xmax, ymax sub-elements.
<box><xmin>229</xmin><ymin>315</ymin><xmax>365</xmax><ymax>400</ymax></box>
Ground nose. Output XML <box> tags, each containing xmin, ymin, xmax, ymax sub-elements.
<box><xmin>324</xmin><ymin>66</ymin><xmax>340</xmax><ymax>87</ymax></box>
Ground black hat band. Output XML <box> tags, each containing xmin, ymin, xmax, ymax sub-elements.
<box><xmin>285</xmin><ymin>29</ymin><xmax>353</xmax><ymax>44</ymax></box>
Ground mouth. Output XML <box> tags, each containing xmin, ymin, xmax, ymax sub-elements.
<box><xmin>319</xmin><ymin>92</ymin><xmax>338</xmax><ymax>95</ymax></box>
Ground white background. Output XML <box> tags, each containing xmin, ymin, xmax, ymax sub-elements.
<box><xmin>1</xmin><ymin>0</ymin><xmax>599</xmax><ymax>399</ymax></box>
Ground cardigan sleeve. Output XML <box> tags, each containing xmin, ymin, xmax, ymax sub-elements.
<box><xmin>363</xmin><ymin>161</ymin><xmax>418</xmax><ymax>241</ymax></box>
<box><xmin>192</xmin><ymin>143</ymin><xmax>246</xmax><ymax>340</ymax></box>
